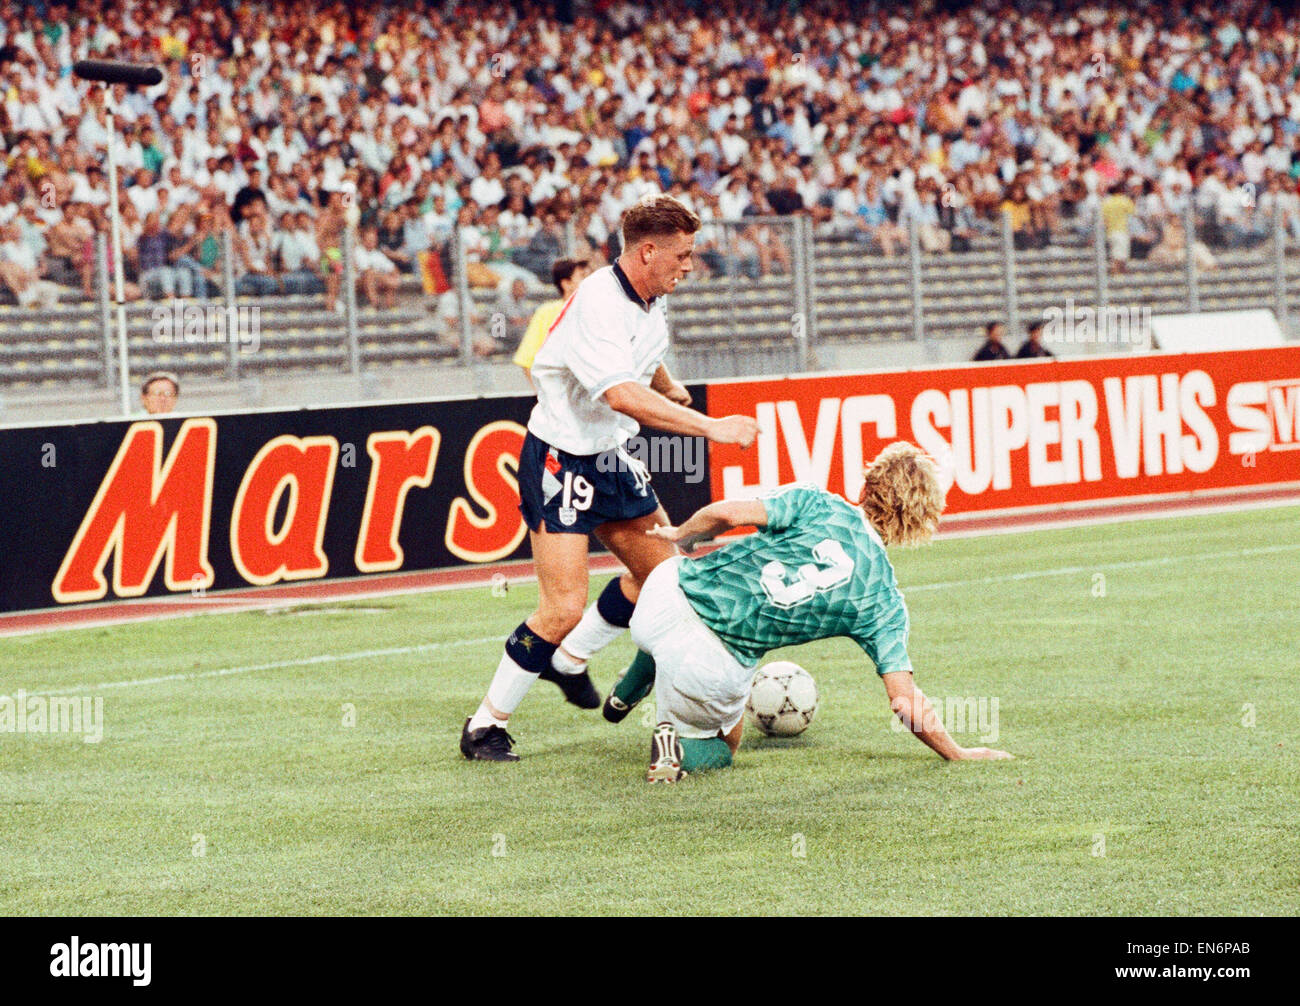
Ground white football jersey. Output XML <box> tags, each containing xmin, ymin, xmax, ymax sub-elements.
<box><xmin>527</xmin><ymin>262</ymin><xmax>670</xmax><ymax>455</ymax></box>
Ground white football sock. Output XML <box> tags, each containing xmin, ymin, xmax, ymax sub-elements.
<box><xmin>467</xmin><ymin>701</ymin><xmax>506</xmax><ymax>732</ymax></box>
<box><xmin>468</xmin><ymin>651</ymin><xmax>539</xmax><ymax>729</ymax></box>
<box><xmin>559</xmin><ymin>602</ymin><xmax>627</xmax><ymax>662</ymax></box>
<box><xmin>550</xmin><ymin>648</ymin><xmax>588</xmax><ymax>676</ymax></box>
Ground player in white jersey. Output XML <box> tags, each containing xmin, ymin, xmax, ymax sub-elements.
<box><xmin>461</xmin><ymin>195</ymin><xmax>759</xmax><ymax>761</ymax></box>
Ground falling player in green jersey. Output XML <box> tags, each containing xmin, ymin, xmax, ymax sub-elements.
<box><xmin>602</xmin><ymin>442</ymin><xmax>1013</xmax><ymax>782</ymax></box>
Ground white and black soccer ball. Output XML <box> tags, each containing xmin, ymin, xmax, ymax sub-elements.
<box><xmin>746</xmin><ymin>661</ymin><xmax>819</xmax><ymax>737</ymax></box>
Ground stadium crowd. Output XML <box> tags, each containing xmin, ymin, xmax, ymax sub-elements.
<box><xmin>1</xmin><ymin>0</ymin><xmax>1300</xmax><ymax>322</ymax></box>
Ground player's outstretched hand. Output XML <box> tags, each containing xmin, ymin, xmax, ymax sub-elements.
<box><xmin>956</xmin><ymin>746</ymin><xmax>1014</xmax><ymax>760</ymax></box>
<box><xmin>645</xmin><ymin>523</ymin><xmax>701</xmax><ymax>553</ymax></box>
<box><xmin>708</xmin><ymin>414</ymin><xmax>760</xmax><ymax>448</ymax></box>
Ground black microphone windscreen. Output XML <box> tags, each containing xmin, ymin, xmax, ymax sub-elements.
<box><xmin>73</xmin><ymin>60</ymin><xmax>163</xmax><ymax>87</ymax></box>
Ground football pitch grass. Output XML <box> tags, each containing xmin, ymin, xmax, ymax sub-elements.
<box><xmin>2</xmin><ymin>505</ymin><xmax>1297</xmax><ymax>916</ymax></box>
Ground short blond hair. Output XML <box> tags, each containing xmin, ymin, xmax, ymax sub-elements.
<box><xmin>858</xmin><ymin>442</ymin><xmax>945</xmax><ymax>546</ymax></box>
<box><xmin>620</xmin><ymin>194</ymin><xmax>701</xmax><ymax>248</ymax></box>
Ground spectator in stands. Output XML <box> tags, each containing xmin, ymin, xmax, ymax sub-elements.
<box><xmin>481</xmin><ymin>277</ymin><xmax>531</xmax><ymax>358</ymax></box>
<box><xmin>235</xmin><ymin>207</ymin><xmax>281</xmax><ymax>296</ymax></box>
<box><xmin>316</xmin><ymin>186</ymin><xmax>352</xmax><ymax>313</ymax></box>
<box><xmin>510</xmin><ymin>204</ymin><xmax>565</xmax><ymax>285</ymax></box>
<box><xmin>77</xmin><ymin>212</ymin><xmax>142</xmax><ymax>303</ymax></box>
<box><xmin>718</xmin><ymin>172</ymin><xmax>752</xmax><ymax>223</ymax></box>
<box><xmin>478</xmin><ymin>203</ymin><xmax>546</xmax><ymax>291</ymax></box>
<box><xmin>170</xmin><ymin>207</ymin><xmax>224</xmax><ymax>299</ymax></box>
<box><xmin>275</xmin><ymin>210</ymin><xmax>325</xmax><ymax>296</ymax></box>
<box><xmin>421</xmin><ymin>193</ymin><xmax>455</xmax><ymax>249</ymax></box>
<box><xmin>4</xmin><ymin>0</ymin><xmax>1300</xmax><ymax>331</ymax></box>
<box><xmin>117</xmin><ymin>197</ymin><xmax>144</xmax><ymax>279</ymax></box>
<box><xmin>433</xmin><ymin>285</ymin><xmax>484</xmax><ymax>352</ymax></box>
<box><xmin>140</xmin><ymin>371</ymin><xmax>179</xmax><ymax>415</ymax></box>
<box><xmin>854</xmin><ymin>177</ymin><xmax>905</xmax><ymax>256</ymax></box>
<box><xmin>160</xmin><ymin>205</ymin><xmax>195</xmax><ymax>296</ymax></box>
<box><xmin>1016</xmin><ymin>320</ymin><xmax>1055</xmax><ymax>359</ymax></box>
<box><xmin>972</xmin><ymin>321</ymin><xmax>1011</xmax><ymax>362</ymax></box>
<box><xmin>513</xmin><ymin>257</ymin><xmax>590</xmax><ymax>385</ymax></box>
<box><xmin>939</xmin><ymin>175</ymin><xmax>984</xmax><ymax>253</ymax></box>
<box><xmin>354</xmin><ymin>225</ymin><xmax>400</xmax><ymax>310</ymax></box>
<box><xmin>0</xmin><ymin>219</ymin><xmax>59</xmax><ymax>308</ymax></box>
<box><xmin>377</xmin><ymin>207</ymin><xmax>412</xmax><ymax>273</ymax></box>
<box><xmin>743</xmin><ymin>217</ymin><xmax>792</xmax><ymax>276</ymax></box>
<box><xmin>1000</xmin><ymin>180</ymin><xmax>1049</xmax><ymax>251</ymax></box>
<box><xmin>469</xmin><ymin>152</ymin><xmax>507</xmax><ymax>209</ymax></box>
<box><xmin>1129</xmin><ymin>180</ymin><xmax>1165</xmax><ymax>261</ymax></box>
<box><xmin>902</xmin><ymin>180</ymin><xmax>952</xmax><ymax>254</ymax></box>
<box><xmin>126</xmin><ymin>169</ymin><xmax>160</xmax><ymax>219</ymax></box>
<box><xmin>1224</xmin><ymin>189</ymin><xmax>1271</xmax><ymax>250</ymax></box>
<box><xmin>1100</xmin><ymin>182</ymin><xmax>1137</xmax><ymax>274</ymax></box>
<box><xmin>949</xmin><ymin>123</ymin><xmax>984</xmax><ymax>174</ymax></box>
<box><xmin>573</xmin><ymin>197</ymin><xmax>610</xmax><ymax>261</ymax></box>
<box><xmin>1259</xmin><ymin>174</ymin><xmax>1300</xmax><ymax>243</ymax></box>
<box><xmin>1148</xmin><ymin>214</ymin><xmax>1219</xmax><ymax>273</ymax></box>
<box><xmin>137</xmin><ymin>211</ymin><xmax>188</xmax><ymax>299</ymax></box>
<box><xmin>264</xmin><ymin>173</ymin><xmax>302</xmax><ymax>220</ymax></box>
<box><xmin>232</xmin><ymin>168</ymin><xmax>269</xmax><ymax>226</ymax></box>
<box><xmin>498</xmin><ymin>193</ymin><xmax>535</xmax><ymax>246</ymax></box>
<box><xmin>455</xmin><ymin>201</ymin><xmax>496</xmax><ymax>288</ymax></box>
<box><xmin>45</xmin><ymin>203</ymin><xmax>94</xmax><ymax>287</ymax></box>
<box><xmin>70</xmin><ymin>164</ymin><xmax>108</xmax><ymax>208</ymax></box>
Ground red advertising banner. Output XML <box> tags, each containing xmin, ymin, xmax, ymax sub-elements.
<box><xmin>705</xmin><ymin>347</ymin><xmax>1300</xmax><ymax>514</ymax></box>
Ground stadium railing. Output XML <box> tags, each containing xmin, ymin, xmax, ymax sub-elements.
<box><xmin>0</xmin><ymin>207</ymin><xmax>1296</xmax><ymax>416</ymax></box>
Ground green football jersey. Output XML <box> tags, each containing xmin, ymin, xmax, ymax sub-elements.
<box><xmin>676</xmin><ymin>483</ymin><xmax>913</xmax><ymax>674</ymax></box>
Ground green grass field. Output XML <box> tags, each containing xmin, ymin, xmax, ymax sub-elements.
<box><xmin>2</xmin><ymin>505</ymin><xmax>1298</xmax><ymax>916</ymax></box>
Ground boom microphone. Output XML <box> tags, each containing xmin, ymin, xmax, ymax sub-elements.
<box><xmin>73</xmin><ymin>60</ymin><xmax>163</xmax><ymax>87</ymax></box>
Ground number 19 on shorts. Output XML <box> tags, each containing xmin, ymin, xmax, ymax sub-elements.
<box><xmin>558</xmin><ymin>472</ymin><xmax>594</xmax><ymax>527</ymax></box>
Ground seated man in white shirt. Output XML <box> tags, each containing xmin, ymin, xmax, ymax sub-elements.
<box><xmin>235</xmin><ymin>208</ymin><xmax>281</xmax><ymax>297</ymax></box>
<box><xmin>354</xmin><ymin>225</ymin><xmax>400</xmax><ymax>309</ymax></box>
<box><xmin>274</xmin><ymin>211</ymin><xmax>325</xmax><ymax>296</ymax></box>
<box><xmin>0</xmin><ymin>220</ymin><xmax>60</xmax><ymax>308</ymax></box>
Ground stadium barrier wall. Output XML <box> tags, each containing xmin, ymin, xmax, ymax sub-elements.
<box><xmin>0</xmin><ymin>390</ymin><xmax>712</xmax><ymax>613</ymax></box>
<box><xmin>2</xmin><ymin>347</ymin><xmax>1297</xmax><ymax>613</ymax></box>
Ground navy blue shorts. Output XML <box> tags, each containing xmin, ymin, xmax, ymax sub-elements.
<box><xmin>518</xmin><ymin>431</ymin><xmax>659</xmax><ymax>534</ymax></box>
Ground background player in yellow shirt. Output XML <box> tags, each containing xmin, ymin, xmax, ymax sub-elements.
<box><xmin>513</xmin><ymin>257</ymin><xmax>591</xmax><ymax>387</ymax></box>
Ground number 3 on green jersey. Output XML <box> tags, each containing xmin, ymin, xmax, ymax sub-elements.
<box><xmin>759</xmin><ymin>539</ymin><xmax>855</xmax><ymax>608</ymax></box>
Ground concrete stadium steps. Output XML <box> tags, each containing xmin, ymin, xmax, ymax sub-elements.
<box><xmin>668</xmin><ymin>342</ymin><xmax>801</xmax><ymax>380</ymax></box>
<box><xmin>0</xmin><ymin>355</ymin><xmax>105</xmax><ymax>386</ymax></box>
<box><xmin>1</xmin><ymin>243</ymin><xmax>1296</xmax><ymax>388</ymax></box>
<box><xmin>660</xmin><ymin>241</ymin><xmax>1299</xmax><ymax>368</ymax></box>
<box><xmin>0</xmin><ymin>295</ymin><xmax>453</xmax><ymax>388</ymax></box>
<box><xmin>807</xmin><ymin>243</ymin><xmax>1300</xmax><ymax>346</ymax></box>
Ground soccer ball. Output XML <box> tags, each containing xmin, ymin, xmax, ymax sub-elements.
<box><xmin>746</xmin><ymin>661</ymin><xmax>819</xmax><ymax>737</ymax></box>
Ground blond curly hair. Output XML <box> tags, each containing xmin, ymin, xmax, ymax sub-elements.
<box><xmin>857</xmin><ymin>442</ymin><xmax>946</xmax><ymax>546</ymax></box>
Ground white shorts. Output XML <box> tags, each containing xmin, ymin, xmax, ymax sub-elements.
<box><xmin>629</xmin><ymin>557</ymin><xmax>753</xmax><ymax>739</ymax></box>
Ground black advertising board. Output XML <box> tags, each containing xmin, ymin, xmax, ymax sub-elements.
<box><xmin>0</xmin><ymin>389</ymin><xmax>712</xmax><ymax>613</ymax></box>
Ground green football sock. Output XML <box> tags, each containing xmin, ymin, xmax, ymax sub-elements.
<box><xmin>680</xmin><ymin>736</ymin><xmax>733</xmax><ymax>772</ymax></box>
<box><xmin>613</xmin><ymin>649</ymin><xmax>656</xmax><ymax>707</ymax></box>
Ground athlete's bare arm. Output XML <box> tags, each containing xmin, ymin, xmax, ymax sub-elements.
<box><xmin>649</xmin><ymin>363</ymin><xmax>691</xmax><ymax>406</ymax></box>
<box><xmin>652</xmin><ymin>503</ymin><xmax>1014</xmax><ymax>762</ymax></box>
<box><xmin>881</xmin><ymin>671</ymin><xmax>1012</xmax><ymax>761</ymax></box>
<box><xmin>603</xmin><ymin>381</ymin><xmax>758</xmax><ymax>447</ymax></box>
<box><xmin>645</xmin><ymin>498</ymin><xmax>769</xmax><ymax>552</ymax></box>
